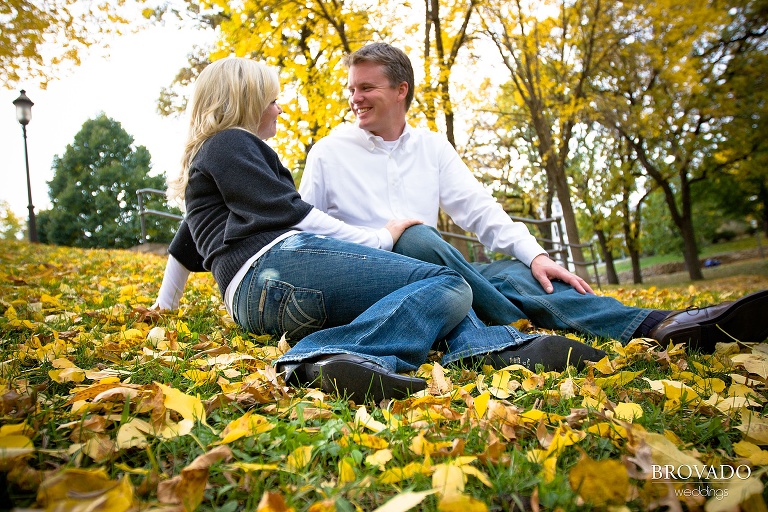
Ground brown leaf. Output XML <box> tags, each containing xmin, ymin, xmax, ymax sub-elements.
<box><xmin>624</xmin><ymin>442</ymin><xmax>654</xmax><ymax>479</ymax></box>
<box><xmin>132</xmin><ymin>305</ymin><xmax>162</xmax><ymax>324</ymax></box>
<box><xmin>81</xmin><ymin>433</ymin><xmax>118</xmax><ymax>463</ymax></box>
<box><xmin>7</xmin><ymin>462</ymin><xmax>43</xmax><ymax>492</ymax></box>
<box><xmin>0</xmin><ymin>387</ymin><xmax>38</xmax><ymax>417</ymax></box>
<box><xmin>158</xmin><ymin>446</ymin><xmax>233</xmax><ymax>511</ymax></box>
<box><xmin>148</xmin><ymin>383</ymin><xmax>167</xmax><ymax>433</ymax></box>
<box><xmin>69</xmin><ymin>415</ymin><xmax>110</xmax><ymax>442</ymax></box>
<box><xmin>429</xmin><ymin>363</ymin><xmax>452</xmax><ymax>395</ymax></box>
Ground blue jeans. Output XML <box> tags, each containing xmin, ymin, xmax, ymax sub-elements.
<box><xmin>393</xmin><ymin>225</ymin><xmax>651</xmax><ymax>343</ymax></box>
<box><xmin>232</xmin><ymin>233</ymin><xmax>536</xmax><ymax>373</ymax></box>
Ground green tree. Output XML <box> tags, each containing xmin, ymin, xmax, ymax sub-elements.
<box><xmin>640</xmin><ymin>190</ymin><xmax>683</xmax><ymax>257</ymax></box>
<box><xmin>595</xmin><ymin>0</ymin><xmax>768</xmax><ymax>280</ymax></box>
<box><xmin>41</xmin><ymin>113</ymin><xmax>179</xmax><ymax>249</ymax></box>
<box><xmin>709</xmin><ymin>0</ymin><xmax>768</xmax><ymax>236</ymax></box>
<box><xmin>1</xmin><ymin>0</ymin><xmax>142</xmax><ymax>88</ymax></box>
<box><xmin>569</xmin><ymin>124</ymin><xmax>625</xmax><ymax>284</ymax></box>
<box><xmin>0</xmin><ymin>200</ymin><xmax>24</xmax><ymax>240</ymax></box>
<box><xmin>479</xmin><ymin>0</ymin><xmax>627</xmax><ymax>281</ymax></box>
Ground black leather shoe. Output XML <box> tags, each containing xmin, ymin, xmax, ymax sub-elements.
<box><xmin>647</xmin><ymin>289</ymin><xmax>768</xmax><ymax>352</ymax></box>
<box><xmin>467</xmin><ymin>335</ymin><xmax>606</xmax><ymax>371</ymax></box>
<box><xmin>280</xmin><ymin>361</ymin><xmax>322</xmax><ymax>388</ymax></box>
<box><xmin>285</xmin><ymin>354</ymin><xmax>426</xmax><ymax>403</ymax></box>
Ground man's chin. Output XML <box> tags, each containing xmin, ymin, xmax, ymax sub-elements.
<box><xmin>357</xmin><ymin>121</ymin><xmax>378</xmax><ymax>134</ymax></box>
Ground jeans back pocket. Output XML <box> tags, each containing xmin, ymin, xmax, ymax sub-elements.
<box><xmin>259</xmin><ymin>278</ymin><xmax>327</xmax><ymax>340</ymax></box>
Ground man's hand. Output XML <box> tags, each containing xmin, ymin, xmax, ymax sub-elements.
<box><xmin>385</xmin><ymin>219</ymin><xmax>423</xmax><ymax>244</ymax></box>
<box><xmin>530</xmin><ymin>253</ymin><xmax>595</xmax><ymax>295</ymax></box>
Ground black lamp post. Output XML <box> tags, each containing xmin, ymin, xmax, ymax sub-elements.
<box><xmin>13</xmin><ymin>90</ymin><xmax>38</xmax><ymax>243</ymax></box>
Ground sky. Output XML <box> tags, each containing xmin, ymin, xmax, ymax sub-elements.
<box><xmin>2</xmin><ymin>23</ymin><xmax>214</xmax><ymax>219</ymax></box>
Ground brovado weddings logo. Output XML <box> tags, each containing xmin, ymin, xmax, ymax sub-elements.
<box><xmin>651</xmin><ymin>464</ymin><xmax>752</xmax><ymax>500</ymax></box>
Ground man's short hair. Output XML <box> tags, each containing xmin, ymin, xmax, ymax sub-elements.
<box><xmin>344</xmin><ymin>42</ymin><xmax>415</xmax><ymax>111</ymax></box>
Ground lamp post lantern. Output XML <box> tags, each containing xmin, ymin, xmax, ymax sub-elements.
<box><xmin>13</xmin><ymin>90</ymin><xmax>38</xmax><ymax>243</ymax></box>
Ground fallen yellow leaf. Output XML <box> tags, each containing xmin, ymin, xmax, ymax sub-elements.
<box><xmin>156</xmin><ymin>382</ymin><xmax>206</xmax><ymax>423</ymax></box>
<box><xmin>736</xmin><ymin>411</ymin><xmax>768</xmax><ymax>445</ymax></box>
<box><xmin>286</xmin><ymin>445</ymin><xmax>313</xmax><ymax>472</ymax></box>
<box><xmin>644</xmin><ymin>432</ymin><xmax>703</xmax><ymax>470</ymax></box>
<box><xmin>36</xmin><ymin>468</ymin><xmax>136</xmax><ymax>512</ymax></box>
<box><xmin>379</xmin><ymin>460</ymin><xmax>432</xmax><ymax>484</ymax></box>
<box><xmin>371</xmin><ymin>490</ymin><xmax>437</xmax><ymax>512</ymax></box>
<box><xmin>256</xmin><ymin>491</ymin><xmax>295</xmax><ymax>512</ymax></box>
<box><xmin>116</xmin><ymin>420</ymin><xmax>148</xmax><ymax>450</ymax></box>
<box><xmin>730</xmin><ymin>353</ymin><xmax>768</xmax><ymax>379</ymax></box>
<box><xmin>365</xmin><ymin>449</ymin><xmax>393</xmax><ymax>470</ymax></box>
<box><xmin>432</xmin><ymin>463</ymin><xmax>465</xmax><ymax>497</ymax></box>
<box><xmin>217</xmin><ymin>410</ymin><xmax>275</xmax><ymax>444</ymax></box>
<box><xmin>342</xmin><ymin>432</ymin><xmax>389</xmax><ymax>450</ymax></box>
<box><xmin>338</xmin><ymin>457</ymin><xmax>356</xmax><ymax>485</ymax></box>
<box><xmin>612</xmin><ymin>402</ymin><xmax>643</xmax><ymax>422</ymax></box>
<box><xmin>355</xmin><ymin>405</ymin><xmax>387</xmax><ymax>432</ymax></box>
<box><xmin>437</xmin><ymin>492</ymin><xmax>489</xmax><ymax>511</ymax></box>
<box><xmin>569</xmin><ymin>453</ymin><xmax>629</xmax><ymax>506</ymax></box>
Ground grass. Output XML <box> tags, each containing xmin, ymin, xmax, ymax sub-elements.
<box><xmin>598</xmin><ymin>234</ymin><xmax>765</xmax><ymax>276</ymax></box>
<box><xmin>1</xmin><ymin>239</ymin><xmax>768</xmax><ymax>511</ymax></box>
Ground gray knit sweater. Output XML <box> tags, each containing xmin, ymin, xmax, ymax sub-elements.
<box><xmin>183</xmin><ymin>129</ymin><xmax>313</xmax><ymax>295</ymax></box>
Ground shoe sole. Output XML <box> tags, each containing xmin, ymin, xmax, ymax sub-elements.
<box><xmin>481</xmin><ymin>336</ymin><xmax>606</xmax><ymax>371</ymax></box>
<box><xmin>308</xmin><ymin>359</ymin><xmax>427</xmax><ymax>403</ymax></box>
<box><xmin>662</xmin><ymin>289</ymin><xmax>768</xmax><ymax>350</ymax></box>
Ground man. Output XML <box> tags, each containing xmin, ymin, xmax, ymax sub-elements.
<box><xmin>298</xmin><ymin>42</ymin><xmax>768</xmax><ymax>354</ymax></box>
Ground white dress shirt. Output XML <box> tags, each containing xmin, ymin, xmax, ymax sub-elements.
<box><xmin>300</xmin><ymin>123</ymin><xmax>547</xmax><ymax>266</ymax></box>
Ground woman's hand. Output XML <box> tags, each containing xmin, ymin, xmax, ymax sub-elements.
<box><xmin>385</xmin><ymin>219</ymin><xmax>423</xmax><ymax>244</ymax></box>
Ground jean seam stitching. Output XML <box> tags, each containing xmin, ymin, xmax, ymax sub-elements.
<box><xmin>501</xmin><ymin>276</ymin><xmax>593</xmax><ymax>334</ymax></box>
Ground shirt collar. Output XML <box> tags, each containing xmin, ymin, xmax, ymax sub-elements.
<box><xmin>359</xmin><ymin>122</ymin><xmax>412</xmax><ymax>152</ymax></box>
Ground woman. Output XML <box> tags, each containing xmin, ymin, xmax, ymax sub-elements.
<box><xmin>164</xmin><ymin>57</ymin><xmax>604</xmax><ymax>403</ymax></box>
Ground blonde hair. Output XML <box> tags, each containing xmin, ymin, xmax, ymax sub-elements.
<box><xmin>166</xmin><ymin>57</ymin><xmax>280</xmax><ymax>203</ymax></box>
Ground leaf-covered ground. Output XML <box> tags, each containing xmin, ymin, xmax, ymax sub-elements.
<box><xmin>2</xmin><ymin>239</ymin><xmax>768</xmax><ymax>512</ymax></box>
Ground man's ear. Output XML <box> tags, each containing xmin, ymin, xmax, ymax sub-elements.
<box><xmin>397</xmin><ymin>82</ymin><xmax>409</xmax><ymax>103</ymax></box>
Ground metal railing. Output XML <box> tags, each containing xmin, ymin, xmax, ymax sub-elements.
<box><xmin>440</xmin><ymin>215</ymin><xmax>602</xmax><ymax>288</ymax></box>
<box><xmin>137</xmin><ymin>188</ymin><xmax>183</xmax><ymax>242</ymax></box>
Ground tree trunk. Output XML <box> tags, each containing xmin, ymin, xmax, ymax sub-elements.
<box><xmin>661</xmin><ymin>179</ymin><xmax>704</xmax><ymax>281</ymax></box>
<box><xmin>550</xmin><ymin>162</ymin><xmax>590</xmax><ymax>281</ymax></box>
<box><xmin>531</xmin><ymin>117</ymin><xmax>590</xmax><ymax>281</ymax></box>
<box><xmin>679</xmin><ymin>216</ymin><xmax>704</xmax><ymax>280</ymax></box>
<box><xmin>623</xmin><ymin>133</ymin><xmax>705</xmax><ymax>281</ymax></box>
<box><xmin>622</xmin><ymin>188</ymin><xmax>643</xmax><ymax>284</ymax></box>
<box><xmin>630</xmin><ymin>250</ymin><xmax>642</xmax><ymax>284</ymax></box>
<box><xmin>595</xmin><ymin>230</ymin><xmax>619</xmax><ymax>284</ymax></box>
<box><xmin>759</xmin><ymin>180</ymin><xmax>768</xmax><ymax>236</ymax></box>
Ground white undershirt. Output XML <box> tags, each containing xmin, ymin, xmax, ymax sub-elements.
<box><xmin>154</xmin><ymin>207</ymin><xmax>393</xmax><ymax>315</ymax></box>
